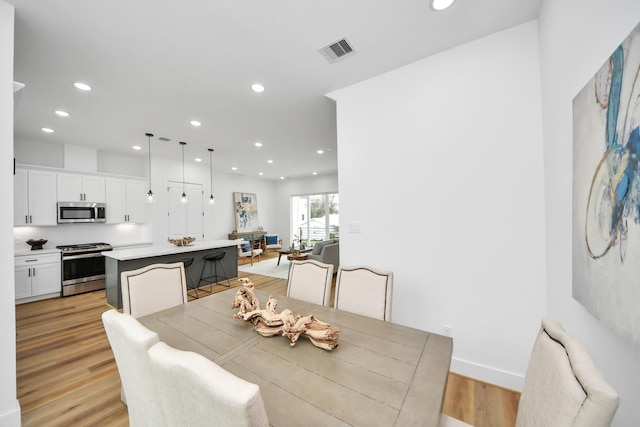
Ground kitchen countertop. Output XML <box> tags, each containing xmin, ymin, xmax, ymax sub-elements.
<box><xmin>14</xmin><ymin>248</ymin><xmax>61</xmax><ymax>257</ymax></box>
<box><xmin>103</xmin><ymin>239</ymin><xmax>240</xmax><ymax>261</ymax></box>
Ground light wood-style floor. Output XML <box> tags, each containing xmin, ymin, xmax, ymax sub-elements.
<box><xmin>15</xmin><ymin>254</ymin><xmax>520</xmax><ymax>426</ymax></box>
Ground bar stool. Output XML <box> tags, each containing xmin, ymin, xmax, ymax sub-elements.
<box><xmin>198</xmin><ymin>252</ymin><xmax>231</xmax><ymax>291</ymax></box>
<box><xmin>175</xmin><ymin>257</ymin><xmax>198</xmax><ymax>298</ymax></box>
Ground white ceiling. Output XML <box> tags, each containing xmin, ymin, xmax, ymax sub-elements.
<box><xmin>8</xmin><ymin>0</ymin><xmax>541</xmax><ymax>180</ymax></box>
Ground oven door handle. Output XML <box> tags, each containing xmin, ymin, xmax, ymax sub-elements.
<box><xmin>63</xmin><ymin>253</ymin><xmax>104</xmax><ymax>260</ymax></box>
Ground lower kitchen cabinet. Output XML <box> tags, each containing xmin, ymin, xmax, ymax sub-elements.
<box><xmin>15</xmin><ymin>252</ymin><xmax>61</xmax><ymax>303</ymax></box>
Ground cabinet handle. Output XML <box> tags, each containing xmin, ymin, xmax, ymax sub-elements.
<box><xmin>29</xmin><ymin>215</ymin><xmax>32</xmax><ymax>223</ymax></box>
<box><xmin>25</xmin><ymin>215</ymin><xmax>28</xmax><ymax>224</ymax></box>
<box><xmin>32</xmin><ymin>267</ymin><xmax>36</xmax><ymax>277</ymax></box>
<box><xmin>28</xmin><ymin>268</ymin><xmax>31</xmax><ymax>277</ymax></box>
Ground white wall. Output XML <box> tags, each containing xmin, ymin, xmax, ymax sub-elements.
<box><xmin>1</xmin><ymin>2</ymin><xmax>21</xmax><ymax>425</ymax></box>
<box><xmin>539</xmin><ymin>0</ymin><xmax>640</xmax><ymax>425</ymax></box>
<box><xmin>329</xmin><ymin>21</ymin><xmax>546</xmax><ymax>390</ymax></box>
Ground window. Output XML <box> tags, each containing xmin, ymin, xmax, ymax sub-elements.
<box><xmin>291</xmin><ymin>193</ymin><xmax>339</xmax><ymax>247</ymax></box>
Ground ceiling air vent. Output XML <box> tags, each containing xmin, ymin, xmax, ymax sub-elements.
<box><xmin>319</xmin><ymin>36</ymin><xmax>356</xmax><ymax>63</ymax></box>
<box><xmin>158</xmin><ymin>137</ymin><xmax>171</xmax><ymax>142</ymax></box>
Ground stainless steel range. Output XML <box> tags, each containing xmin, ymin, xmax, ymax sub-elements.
<box><xmin>56</xmin><ymin>243</ymin><xmax>113</xmax><ymax>296</ymax></box>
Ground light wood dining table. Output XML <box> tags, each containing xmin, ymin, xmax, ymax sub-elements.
<box><xmin>138</xmin><ymin>288</ymin><xmax>453</xmax><ymax>427</ymax></box>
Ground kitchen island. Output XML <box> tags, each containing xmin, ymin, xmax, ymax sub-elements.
<box><xmin>104</xmin><ymin>239</ymin><xmax>239</xmax><ymax>309</ymax></box>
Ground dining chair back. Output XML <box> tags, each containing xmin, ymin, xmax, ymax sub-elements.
<box><xmin>121</xmin><ymin>262</ymin><xmax>188</xmax><ymax>318</ymax></box>
<box><xmin>334</xmin><ymin>265</ymin><xmax>393</xmax><ymax>321</ymax></box>
<box><xmin>148</xmin><ymin>341</ymin><xmax>269</xmax><ymax>427</ymax></box>
<box><xmin>287</xmin><ymin>259</ymin><xmax>334</xmax><ymax>306</ymax></box>
<box><xmin>515</xmin><ymin>318</ymin><xmax>619</xmax><ymax>427</ymax></box>
<box><xmin>101</xmin><ymin>309</ymin><xmax>167</xmax><ymax>427</ymax></box>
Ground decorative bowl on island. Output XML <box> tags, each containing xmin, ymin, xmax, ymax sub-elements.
<box><xmin>26</xmin><ymin>239</ymin><xmax>48</xmax><ymax>250</ymax></box>
<box><xmin>168</xmin><ymin>237</ymin><xmax>195</xmax><ymax>247</ymax></box>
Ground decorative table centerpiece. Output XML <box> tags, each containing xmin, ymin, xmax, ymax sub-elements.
<box><xmin>26</xmin><ymin>239</ymin><xmax>48</xmax><ymax>250</ymax></box>
<box><xmin>168</xmin><ymin>237</ymin><xmax>195</xmax><ymax>246</ymax></box>
<box><xmin>231</xmin><ymin>278</ymin><xmax>340</xmax><ymax>350</ymax></box>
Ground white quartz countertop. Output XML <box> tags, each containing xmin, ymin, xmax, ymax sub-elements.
<box><xmin>15</xmin><ymin>248</ymin><xmax>61</xmax><ymax>257</ymax></box>
<box><xmin>103</xmin><ymin>239</ymin><xmax>239</xmax><ymax>261</ymax></box>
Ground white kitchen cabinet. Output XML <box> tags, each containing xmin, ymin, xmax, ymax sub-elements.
<box><xmin>105</xmin><ymin>178</ymin><xmax>146</xmax><ymax>223</ymax></box>
<box><xmin>57</xmin><ymin>173</ymin><xmax>105</xmax><ymax>202</ymax></box>
<box><xmin>14</xmin><ymin>168</ymin><xmax>58</xmax><ymax>226</ymax></box>
<box><xmin>15</xmin><ymin>252</ymin><xmax>61</xmax><ymax>303</ymax></box>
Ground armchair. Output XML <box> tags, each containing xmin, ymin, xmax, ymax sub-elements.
<box><xmin>263</xmin><ymin>234</ymin><xmax>282</xmax><ymax>253</ymax></box>
<box><xmin>237</xmin><ymin>239</ymin><xmax>263</xmax><ymax>266</ymax></box>
<box><xmin>306</xmin><ymin>239</ymin><xmax>339</xmax><ymax>271</ymax></box>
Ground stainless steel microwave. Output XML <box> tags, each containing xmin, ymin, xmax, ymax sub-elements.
<box><xmin>57</xmin><ymin>202</ymin><xmax>106</xmax><ymax>223</ymax></box>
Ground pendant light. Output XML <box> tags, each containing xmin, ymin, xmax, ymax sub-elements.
<box><xmin>146</xmin><ymin>132</ymin><xmax>154</xmax><ymax>203</ymax></box>
<box><xmin>208</xmin><ymin>148</ymin><xmax>215</xmax><ymax>205</ymax></box>
<box><xmin>179</xmin><ymin>141</ymin><xmax>188</xmax><ymax>204</ymax></box>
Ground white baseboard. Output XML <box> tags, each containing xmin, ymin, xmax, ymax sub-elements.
<box><xmin>0</xmin><ymin>399</ymin><xmax>21</xmax><ymax>427</ymax></box>
<box><xmin>450</xmin><ymin>357</ymin><xmax>525</xmax><ymax>392</ymax></box>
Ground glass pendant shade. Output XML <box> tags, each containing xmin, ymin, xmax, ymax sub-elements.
<box><xmin>146</xmin><ymin>133</ymin><xmax>154</xmax><ymax>203</ymax></box>
<box><xmin>180</xmin><ymin>141</ymin><xmax>188</xmax><ymax>204</ymax></box>
<box><xmin>208</xmin><ymin>148</ymin><xmax>215</xmax><ymax>205</ymax></box>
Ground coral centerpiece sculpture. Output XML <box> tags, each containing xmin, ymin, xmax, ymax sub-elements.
<box><xmin>231</xmin><ymin>278</ymin><xmax>340</xmax><ymax>350</ymax></box>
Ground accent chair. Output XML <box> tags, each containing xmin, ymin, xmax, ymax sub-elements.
<box><xmin>237</xmin><ymin>238</ymin><xmax>263</xmax><ymax>266</ymax></box>
<box><xmin>263</xmin><ymin>234</ymin><xmax>282</xmax><ymax>253</ymax></box>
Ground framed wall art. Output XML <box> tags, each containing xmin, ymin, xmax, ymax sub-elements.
<box><xmin>233</xmin><ymin>192</ymin><xmax>259</xmax><ymax>232</ymax></box>
<box><xmin>572</xmin><ymin>21</ymin><xmax>640</xmax><ymax>350</ymax></box>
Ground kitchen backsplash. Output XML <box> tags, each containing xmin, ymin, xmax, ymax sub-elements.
<box><xmin>14</xmin><ymin>222</ymin><xmax>152</xmax><ymax>251</ymax></box>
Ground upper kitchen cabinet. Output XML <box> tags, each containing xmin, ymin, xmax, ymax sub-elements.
<box><xmin>14</xmin><ymin>168</ymin><xmax>58</xmax><ymax>226</ymax></box>
<box><xmin>105</xmin><ymin>178</ymin><xmax>146</xmax><ymax>223</ymax></box>
<box><xmin>57</xmin><ymin>173</ymin><xmax>105</xmax><ymax>203</ymax></box>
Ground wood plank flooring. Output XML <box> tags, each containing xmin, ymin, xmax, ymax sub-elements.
<box><xmin>15</xmin><ymin>255</ymin><xmax>519</xmax><ymax>426</ymax></box>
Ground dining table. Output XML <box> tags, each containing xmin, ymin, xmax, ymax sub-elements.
<box><xmin>138</xmin><ymin>287</ymin><xmax>454</xmax><ymax>427</ymax></box>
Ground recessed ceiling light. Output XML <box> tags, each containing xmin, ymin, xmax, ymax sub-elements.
<box><xmin>317</xmin><ymin>150</ymin><xmax>324</xmax><ymax>154</ymax></box>
<box><xmin>231</xmin><ymin>167</ymin><xmax>238</xmax><ymax>171</ymax></box>
<box><xmin>251</xmin><ymin>83</ymin><xmax>265</xmax><ymax>93</ymax></box>
<box><xmin>132</xmin><ymin>145</ymin><xmax>142</xmax><ymax>150</ymax></box>
<box><xmin>254</xmin><ymin>142</ymin><xmax>262</xmax><ymax>147</ymax></box>
<box><xmin>190</xmin><ymin>120</ymin><xmax>201</xmax><ymax>127</ymax></box>
<box><xmin>41</xmin><ymin>127</ymin><xmax>54</xmax><ymax>133</ymax></box>
<box><xmin>431</xmin><ymin>0</ymin><xmax>455</xmax><ymax>11</ymax></box>
<box><xmin>280</xmin><ymin>176</ymin><xmax>285</xmax><ymax>180</ymax></box>
<box><xmin>259</xmin><ymin>172</ymin><xmax>264</xmax><ymax>176</ymax></box>
<box><xmin>312</xmin><ymin>172</ymin><xmax>318</xmax><ymax>175</ymax></box>
<box><xmin>267</xmin><ymin>159</ymin><xmax>274</xmax><ymax>164</ymax></box>
<box><xmin>55</xmin><ymin>110</ymin><xmax>70</xmax><ymax>117</ymax></box>
<box><xmin>74</xmin><ymin>82</ymin><xmax>92</xmax><ymax>91</ymax></box>
<box><xmin>195</xmin><ymin>158</ymin><xmax>202</xmax><ymax>162</ymax></box>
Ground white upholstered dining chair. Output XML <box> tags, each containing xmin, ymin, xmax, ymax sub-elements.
<box><xmin>101</xmin><ymin>309</ymin><xmax>167</xmax><ymax>427</ymax></box>
<box><xmin>121</xmin><ymin>262</ymin><xmax>188</xmax><ymax>318</ymax></box>
<box><xmin>334</xmin><ymin>265</ymin><xmax>393</xmax><ymax>321</ymax></box>
<box><xmin>287</xmin><ymin>259</ymin><xmax>334</xmax><ymax>306</ymax></box>
<box><xmin>439</xmin><ymin>318</ymin><xmax>620</xmax><ymax>427</ymax></box>
<box><xmin>515</xmin><ymin>318</ymin><xmax>619</xmax><ymax>426</ymax></box>
<box><xmin>148</xmin><ymin>341</ymin><xmax>270</xmax><ymax>427</ymax></box>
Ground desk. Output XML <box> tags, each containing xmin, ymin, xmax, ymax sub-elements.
<box><xmin>139</xmin><ymin>288</ymin><xmax>453</xmax><ymax>426</ymax></box>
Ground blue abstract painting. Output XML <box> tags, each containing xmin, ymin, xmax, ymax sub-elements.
<box><xmin>573</xmin><ymin>21</ymin><xmax>640</xmax><ymax>351</ymax></box>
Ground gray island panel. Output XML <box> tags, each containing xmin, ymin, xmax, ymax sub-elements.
<box><xmin>105</xmin><ymin>240</ymin><xmax>239</xmax><ymax>309</ymax></box>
